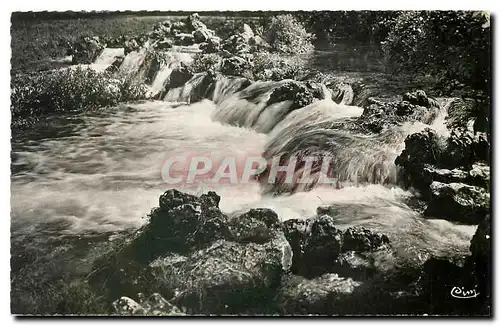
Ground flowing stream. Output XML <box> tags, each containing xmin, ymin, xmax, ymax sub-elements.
<box><xmin>11</xmin><ymin>47</ymin><xmax>476</xmax><ymax>274</ymax></box>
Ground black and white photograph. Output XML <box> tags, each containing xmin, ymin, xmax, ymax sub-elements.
<box><xmin>8</xmin><ymin>8</ymin><xmax>492</xmax><ymax>316</ymax></box>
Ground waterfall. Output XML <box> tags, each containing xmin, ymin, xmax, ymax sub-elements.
<box><xmin>260</xmin><ymin>100</ymin><xmax>449</xmax><ymax>193</ymax></box>
<box><xmin>119</xmin><ymin>48</ymin><xmax>149</xmax><ymax>75</ymax></box>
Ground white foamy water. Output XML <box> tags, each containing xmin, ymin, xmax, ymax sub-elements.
<box><xmin>11</xmin><ymin>99</ymin><xmax>475</xmax><ymax>260</ymax></box>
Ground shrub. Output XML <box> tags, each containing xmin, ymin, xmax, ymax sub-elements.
<box><xmin>11</xmin><ymin>66</ymin><xmax>149</xmax><ymax>124</ymax></box>
<box><xmin>250</xmin><ymin>52</ymin><xmax>307</xmax><ymax>81</ymax></box>
<box><xmin>190</xmin><ymin>53</ymin><xmax>222</xmax><ymax>73</ymax></box>
<box><xmin>383</xmin><ymin>11</ymin><xmax>491</xmax><ymax>91</ymax></box>
<box><xmin>266</xmin><ymin>15</ymin><xmax>315</xmax><ymax>54</ymax></box>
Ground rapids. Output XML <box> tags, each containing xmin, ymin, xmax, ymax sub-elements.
<box><xmin>10</xmin><ymin>47</ymin><xmax>476</xmax><ymax>267</ymax></box>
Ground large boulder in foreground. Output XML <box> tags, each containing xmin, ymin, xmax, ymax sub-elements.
<box><xmin>424</xmin><ymin>181</ymin><xmax>489</xmax><ymax>224</ymax></box>
<box><xmin>89</xmin><ymin>189</ymin><xmax>293</xmax><ymax>314</ymax></box>
<box><xmin>150</xmin><ymin>236</ymin><xmax>292</xmax><ymax>314</ymax></box>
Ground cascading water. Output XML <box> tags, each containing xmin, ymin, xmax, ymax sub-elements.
<box><xmin>11</xmin><ymin>46</ymin><xmax>475</xmax><ymax>277</ymax></box>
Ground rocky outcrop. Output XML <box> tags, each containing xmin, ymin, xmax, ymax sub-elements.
<box><xmin>357</xmin><ymin>97</ymin><xmax>439</xmax><ymax>133</ymax></box>
<box><xmin>150</xmin><ymin>236</ymin><xmax>291</xmax><ymax>314</ymax></box>
<box><xmin>89</xmin><ymin>189</ymin><xmax>292</xmax><ymax>314</ymax></box>
<box><xmin>267</xmin><ymin>81</ymin><xmax>324</xmax><ymax>111</ymax></box>
<box><xmin>165</xmin><ymin>64</ymin><xmax>194</xmax><ymax>89</ymax></box>
<box><xmin>283</xmin><ymin>215</ymin><xmax>391</xmax><ymax>278</ymax></box>
<box><xmin>424</xmin><ymin>182</ymin><xmax>490</xmax><ymax>224</ymax></box>
<box><xmin>70</xmin><ymin>36</ymin><xmax>105</xmax><ymax>64</ymax></box>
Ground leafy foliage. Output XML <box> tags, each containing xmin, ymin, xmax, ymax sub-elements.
<box><xmin>266</xmin><ymin>15</ymin><xmax>315</xmax><ymax>54</ymax></box>
<box><xmin>11</xmin><ymin>67</ymin><xmax>149</xmax><ymax>125</ymax></box>
<box><xmin>190</xmin><ymin>53</ymin><xmax>222</xmax><ymax>73</ymax></box>
<box><xmin>383</xmin><ymin>11</ymin><xmax>491</xmax><ymax>91</ymax></box>
<box><xmin>250</xmin><ymin>52</ymin><xmax>307</xmax><ymax>81</ymax></box>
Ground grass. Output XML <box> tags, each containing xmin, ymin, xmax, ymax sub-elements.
<box><xmin>10</xmin><ymin>14</ymin><xmax>259</xmax><ymax>74</ymax></box>
<box><xmin>10</xmin><ymin>15</ymin><xmax>178</xmax><ymax>73</ymax></box>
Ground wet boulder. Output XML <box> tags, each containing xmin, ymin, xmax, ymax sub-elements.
<box><xmin>267</xmin><ymin>81</ymin><xmax>323</xmax><ymax>111</ymax></box>
<box><xmin>283</xmin><ymin>216</ymin><xmax>393</xmax><ymax>279</ymax></box>
<box><xmin>275</xmin><ymin>273</ymin><xmax>362</xmax><ymax>315</ymax></box>
<box><xmin>402</xmin><ymin>90</ymin><xmax>440</xmax><ymax>108</ymax></box>
<box><xmin>424</xmin><ymin>182</ymin><xmax>490</xmax><ymax>224</ymax></box>
<box><xmin>358</xmin><ymin>99</ymin><xmax>438</xmax><ymax>133</ymax></box>
<box><xmin>200</xmin><ymin>37</ymin><xmax>222</xmax><ymax>54</ymax></box>
<box><xmin>71</xmin><ymin>36</ymin><xmax>105</xmax><ymax>64</ymax></box>
<box><xmin>130</xmin><ymin>189</ymin><xmax>230</xmax><ymax>261</ymax></box>
<box><xmin>227</xmin><ymin>208</ymin><xmax>282</xmax><ymax>244</ymax></box>
<box><xmin>331</xmin><ymin>82</ymin><xmax>354</xmax><ymax>105</ymax></box>
<box><xmin>150</xmin><ymin>236</ymin><xmax>292</xmax><ymax>314</ymax></box>
<box><xmin>220</xmin><ymin>55</ymin><xmax>251</xmax><ymax>76</ymax></box>
<box><xmin>395</xmin><ymin>128</ymin><xmax>446</xmax><ymax>193</ymax></box>
<box><xmin>165</xmin><ymin>64</ymin><xmax>193</xmax><ymax>89</ymax></box>
<box><xmin>342</xmin><ymin>226</ymin><xmax>390</xmax><ymax>252</ymax></box>
<box><xmin>468</xmin><ymin>163</ymin><xmax>490</xmax><ymax>188</ymax></box>
<box><xmin>470</xmin><ymin>214</ymin><xmax>491</xmax><ymax>312</ymax></box>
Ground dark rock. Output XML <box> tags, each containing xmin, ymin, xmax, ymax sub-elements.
<box><xmin>342</xmin><ymin>227</ymin><xmax>390</xmax><ymax>252</ymax></box>
<box><xmin>200</xmin><ymin>37</ymin><xmax>222</xmax><ymax>54</ymax></box>
<box><xmin>331</xmin><ymin>82</ymin><xmax>354</xmax><ymax>105</ymax></box>
<box><xmin>358</xmin><ymin>99</ymin><xmax>439</xmax><ymax>133</ymax></box>
<box><xmin>283</xmin><ymin>219</ymin><xmax>312</xmax><ymax>274</ymax></box>
<box><xmin>424</xmin><ymin>182</ymin><xmax>490</xmax><ymax>224</ymax></box>
<box><xmin>402</xmin><ymin>90</ymin><xmax>440</xmax><ymax>108</ymax></box>
<box><xmin>220</xmin><ymin>55</ymin><xmax>251</xmax><ymax>76</ymax></box>
<box><xmin>228</xmin><ymin>208</ymin><xmax>281</xmax><ymax>244</ymax></box>
<box><xmin>71</xmin><ymin>36</ymin><xmax>105</xmax><ymax>64</ymax></box>
<box><xmin>395</xmin><ymin>128</ymin><xmax>445</xmax><ymax>194</ymax></box>
<box><xmin>124</xmin><ymin>39</ymin><xmax>140</xmax><ymax>55</ymax></box>
<box><xmin>165</xmin><ymin>64</ymin><xmax>194</xmax><ymax>89</ymax></box>
<box><xmin>468</xmin><ymin>163</ymin><xmax>490</xmax><ymax>188</ymax></box>
<box><xmin>130</xmin><ymin>189</ymin><xmax>230</xmax><ymax>261</ymax></box>
<box><xmin>267</xmin><ymin>81</ymin><xmax>322</xmax><ymax>111</ymax></box>
<box><xmin>150</xmin><ymin>237</ymin><xmax>292</xmax><ymax>314</ymax></box>
<box><xmin>470</xmin><ymin>214</ymin><xmax>491</xmax><ymax>313</ymax></box>
<box><xmin>155</xmin><ymin>38</ymin><xmax>173</xmax><ymax>50</ymax></box>
<box><xmin>275</xmin><ymin>273</ymin><xmax>361</xmax><ymax>315</ymax></box>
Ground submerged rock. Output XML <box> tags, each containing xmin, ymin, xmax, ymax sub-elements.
<box><xmin>424</xmin><ymin>182</ymin><xmax>489</xmax><ymax>224</ymax></box>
